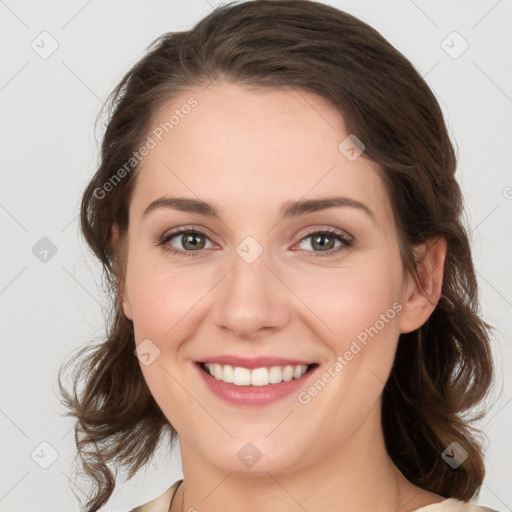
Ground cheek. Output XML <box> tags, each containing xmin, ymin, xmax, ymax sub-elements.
<box><xmin>125</xmin><ymin>251</ymin><xmax>201</xmax><ymax>425</ymax></box>
<box><xmin>294</xmin><ymin>263</ymin><xmax>403</xmax><ymax>431</ymax></box>
<box><xmin>125</xmin><ymin>249</ymin><xmax>210</xmax><ymax>342</ymax></box>
<box><xmin>297</xmin><ymin>257</ymin><xmax>402</xmax><ymax>342</ymax></box>
<box><xmin>127</xmin><ymin>242</ymin><xmax>404</xmax><ymax>351</ymax></box>
<box><xmin>295</xmin><ymin>254</ymin><xmax>404</xmax><ymax>403</ymax></box>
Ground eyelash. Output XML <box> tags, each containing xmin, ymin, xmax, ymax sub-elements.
<box><xmin>156</xmin><ymin>225</ymin><xmax>354</xmax><ymax>258</ymax></box>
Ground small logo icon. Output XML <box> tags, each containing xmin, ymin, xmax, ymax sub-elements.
<box><xmin>31</xmin><ymin>441</ymin><xmax>59</xmax><ymax>469</ymax></box>
<box><xmin>442</xmin><ymin>441</ymin><xmax>468</xmax><ymax>468</ymax></box>
<box><xmin>338</xmin><ymin>134</ymin><xmax>365</xmax><ymax>161</ymax></box>
<box><xmin>237</xmin><ymin>442</ymin><xmax>262</xmax><ymax>468</ymax></box>
<box><xmin>31</xmin><ymin>31</ymin><xmax>59</xmax><ymax>59</ymax></box>
<box><xmin>236</xmin><ymin>236</ymin><xmax>263</xmax><ymax>264</ymax></box>
<box><xmin>134</xmin><ymin>338</ymin><xmax>161</xmax><ymax>366</ymax></box>
<box><xmin>441</xmin><ymin>31</ymin><xmax>469</xmax><ymax>60</ymax></box>
<box><xmin>32</xmin><ymin>237</ymin><xmax>58</xmax><ymax>263</ymax></box>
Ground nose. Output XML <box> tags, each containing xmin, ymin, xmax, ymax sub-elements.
<box><xmin>211</xmin><ymin>248</ymin><xmax>291</xmax><ymax>340</ymax></box>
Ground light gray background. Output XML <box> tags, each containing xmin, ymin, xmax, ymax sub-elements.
<box><xmin>0</xmin><ymin>1</ymin><xmax>511</xmax><ymax>511</ymax></box>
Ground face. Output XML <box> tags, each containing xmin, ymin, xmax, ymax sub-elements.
<box><xmin>120</xmin><ymin>81</ymin><xmax>429</xmax><ymax>476</ymax></box>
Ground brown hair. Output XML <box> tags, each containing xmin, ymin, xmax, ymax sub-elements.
<box><xmin>58</xmin><ymin>1</ymin><xmax>495</xmax><ymax>510</ymax></box>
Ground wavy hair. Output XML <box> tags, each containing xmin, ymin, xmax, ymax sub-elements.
<box><xmin>58</xmin><ymin>1</ymin><xmax>495</xmax><ymax>510</ymax></box>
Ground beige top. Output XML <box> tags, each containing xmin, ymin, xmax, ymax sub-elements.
<box><xmin>130</xmin><ymin>480</ymin><xmax>499</xmax><ymax>512</ymax></box>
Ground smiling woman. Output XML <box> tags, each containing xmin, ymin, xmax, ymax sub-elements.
<box><xmin>57</xmin><ymin>1</ymin><xmax>498</xmax><ymax>512</ymax></box>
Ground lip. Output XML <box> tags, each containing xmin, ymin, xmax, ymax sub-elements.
<box><xmin>194</xmin><ymin>360</ymin><xmax>319</xmax><ymax>407</ymax></box>
<box><xmin>197</xmin><ymin>355</ymin><xmax>315</xmax><ymax>369</ymax></box>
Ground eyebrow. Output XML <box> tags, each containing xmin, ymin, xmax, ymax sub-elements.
<box><xmin>143</xmin><ymin>195</ymin><xmax>376</xmax><ymax>223</ymax></box>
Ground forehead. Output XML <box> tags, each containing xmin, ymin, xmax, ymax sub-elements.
<box><xmin>129</xmin><ymin>81</ymin><xmax>392</xmax><ymax>225</ymax></box>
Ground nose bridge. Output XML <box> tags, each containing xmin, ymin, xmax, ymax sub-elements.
<box><xmin>212</xmin><ymin>239</ymin><xmax>290</xmax><ymax>337</ymax></box>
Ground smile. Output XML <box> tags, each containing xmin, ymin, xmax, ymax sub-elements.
<box><xmin>195</xmin><ymin>360</ymin><xmax>319</xmax><ymax>407</ymax></box>
<box><xmin>200</xmin><ymin>362</ymin><xmax>311</xmax><ymax>386</ymax></box>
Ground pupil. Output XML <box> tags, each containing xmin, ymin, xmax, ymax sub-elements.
<box><xmin>313</xmin><ymin>234</ymin><xmax>334</xmax><ymax>251</ymax></box>
<box><xmin>183</xmin><ymin>233</ymin><xmax>205</xmax><ymax>250</ymax></box>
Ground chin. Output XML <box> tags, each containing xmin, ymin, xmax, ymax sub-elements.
<box><xmin>195</xmin><ymin>435</ymin><xmax>308</xmax><ymax>476</ymax></box>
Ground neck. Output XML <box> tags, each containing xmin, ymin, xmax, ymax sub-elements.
<box><xmin>173</xmin><ymin>403</ymin><xmax>440</xmax><ymax>512</ymax></box>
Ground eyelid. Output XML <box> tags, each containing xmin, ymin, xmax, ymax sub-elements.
<box><xmin>161</xmin><ymin>224</ymin><xmax>219</xmax><ymax>243</ymax></box>
<box><xmin>296</xmin><ymin>225</ymin><xmax>354</xmax><ymax>243</ymax></box>
<box><xmin>160</xmin><ymin>224</ymin><xmax>353</xmax><ymax>244</ymax></box>
<box><xmin>157</xmin><ymin>224</ymin><xmax>355</xmax><ymax>257</ymax></box>
<box><xmin>291</xmin><ymin>226</ymin><xmax>354</xmax><ymax>257</ymax></box>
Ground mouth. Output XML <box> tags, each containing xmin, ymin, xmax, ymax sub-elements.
<box><xmin>197</xmin><ymin>361</ymin><xmax>318</xmax><ymax>387</ymax></box>
<box><xmin>192</xmin><ymin>352</ymin><xmax>321</xmax><ymax>406</ymax></box>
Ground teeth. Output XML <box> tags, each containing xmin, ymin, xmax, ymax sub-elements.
<box><xmin>233</xmin><ymin>366</ymin><xmax>251</xmax><ymax>386</ymax></box>
<box><xmin>203</xmin><ymin>363</ymin><xmax>309</xmax><ymax>386</ymax></box>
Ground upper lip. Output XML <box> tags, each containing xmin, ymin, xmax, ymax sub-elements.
<box><xmin>197</xmin><ymin>355</ymin><xmax>315</xmax><ymax>369</ymax></box>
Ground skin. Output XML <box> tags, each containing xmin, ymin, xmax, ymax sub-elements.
<box><xmin>118</xmin><ymin>81</ymin><xmax>447</xmax><ymax>512</ymax></box>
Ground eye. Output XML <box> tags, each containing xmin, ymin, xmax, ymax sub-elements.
<box><xmin>294</xmin><ymin>228</ymin><xmax>353</xmax><ymax>257</ymax></box>
<box><xmin>156</xmin><ymin>226</ymin><xmax>354</xmax><ymax>258</ymax></box>
<box><xmin>157</xmin><ymin>227</ymin><xmax>215</xmax><ymax>257</ymax></box>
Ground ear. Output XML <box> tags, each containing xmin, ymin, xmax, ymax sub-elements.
<box><xmin>398</xmin><ymin>236</ymin><xmax>447</xmax><ymax>334</ymax></box>
<box><xmin>111</xmin><ymin>223</ymin><xmax>133</xmax><ymax>321</ymax></box>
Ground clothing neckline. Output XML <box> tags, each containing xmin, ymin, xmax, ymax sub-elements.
<box><xmin>410</xmin><ymin>498</ymin><xmax>456</xmax><ymax>511</ymax></box>
<box><xmin>168</xmin><ymin>479</ymin><xmax>183</xmax><ymax>511</ymax></box>
<box><xmin>167</xmin><ymin>481</ymin><xmax>456</xmax><ymax>512</ymax></box>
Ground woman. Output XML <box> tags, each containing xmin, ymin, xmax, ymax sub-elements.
<box><xmin>58</xmin><ymin>1</ymin><xmax>498</xmax><ymax>511</ymax></box>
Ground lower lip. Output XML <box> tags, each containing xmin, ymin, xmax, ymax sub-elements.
<box><xmin>195</xmin><ymin>362</ymin><xmax>318</xmax><ymax>407</ymax></box>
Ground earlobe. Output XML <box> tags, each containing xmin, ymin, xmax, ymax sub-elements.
<box><xmin>121</xmin><ymin>279</ymin><xmax>133</xmax><ymax>321</ymax></box>
<box><xmin>398</xmin><ymin>237</ymin><xmax>447</xmax><ymax>334</ymax></box>
<box><xmin>111</xmin><ymin>223</ymin><xmax>120</xmax><ymax>247</ymax></box>
<box><xmin>122</xmin><ymin>299</ymin><xmax>133</xmax><ymax>321</ymax></box>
